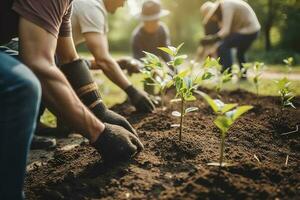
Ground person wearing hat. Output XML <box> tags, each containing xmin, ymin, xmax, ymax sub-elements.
<box><xmin>131</xmin><ymin>0</ymin><xmax>171</xmax><ymax>94</ymax></box>
<box><xmin>200</xmin><ymin>0</ymin><xmax>261</xmax><ymax>70</ymax></box>
<box><xmin>132</xmin><ymin>0</ymin><xmax>171</xmax><ymax>63</ymax></box>
<box><xmin>69</xmin><ymin>0</ymin><xmax>155</xmax><ymax>113</ymax></box>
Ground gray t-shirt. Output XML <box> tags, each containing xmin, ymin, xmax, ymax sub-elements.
<box><xmin>131</xmin><ymin>22</ymin><xmax>171</xmax><ymax>62</ymax></box>
<box><xmin>71</xmin><ymin>0</ymin><xmax>108</xmax><ymax>45</ymax></box>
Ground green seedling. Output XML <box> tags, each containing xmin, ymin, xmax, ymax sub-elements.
<box><xmin>232</xmin><ymin>64</ymin><xmax>247</xmax><ymax>83</ymax></box>
<box><xmin>199</xmin><ymin>92</ymin><xmax>253</xmax><ymax>167</ymax></box>
<box><xmin>171</xmin><ymin>75</ymin><xmax>200</xmax><ymax>141</ymax></box>
<box><xmin>215</xmin><ymin>68</ymin><xmax>233</xmax><ymax>94</ymax></box>
<box><xmin>158</xmin><ymin>43</ymin><xmax>187</xmax><ymax>71</ymax></box>
<box><xmin>275</xmin><ymin>77</ymin><xmax>295</xmax><ymax>110</ymax></box>
<box><xmin>283</xmin><ymin>57</ymin><xmax>293</xmax><ymax>74</ymax></box>
<box><xmin>244</xmin><ymin>62</ymin><xmax>265</xmax><ymax>103</ymax></box>
<box><xmin>141</xmin><ymin>52</ymin><xmax>173</xmax><ymax>108</ymax></box>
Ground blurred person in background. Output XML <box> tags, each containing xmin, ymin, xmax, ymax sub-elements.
<box><xmin>200</xmin><ymin>0</ymin><xmax>261</xmax><ymax>71</ymax></box>
<box><xmin>70</xmin><ymin>0</ymin><xmax>155</xmax><ymax>113</ymax></box>
<box><xmin>131</xmin><ymin>0</ymin><xmax>171</xmax><ymax>94</ymax></box>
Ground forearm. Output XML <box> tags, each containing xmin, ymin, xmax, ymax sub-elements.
<box><xmin>33</xmin><ymin>63</ymin><xmax>104</xmax><ymax>142</ymax></box>
<box><xmin>95</xmin><ymin>57</ymin><xmax>131</xmax><ymax>90</ymax></box>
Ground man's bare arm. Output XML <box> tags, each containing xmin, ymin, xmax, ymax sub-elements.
<box><xmin>84</xmin><ymin>32</ymin><xmax>131</xmax><ymax>90</ymax></box>
<box><xmin>18</xmin><ymin>17</ymin><xmax>104</xmax><ymax>143</ymax></box>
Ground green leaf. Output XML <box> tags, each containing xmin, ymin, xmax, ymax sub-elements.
<box><xmin>214</xmin><ymin>116</ymin><xmax>232</xmax><ymax>135</ymax></box>
<box><xmin>231</xmin><ymin>105</ymin><xmax>253</xmax><ymax>121</ymax></box>
<box><xmin>185</xmin><ymin>95</ymin><xmax>196</xmax><ymax>101</ymax></box>
<box><xmin>176</xmin><ymin>43</ymin><xmax>184</xmax><ymax>54</ymax></box>
<box><xmin>198</xmin><ymin>92</ymin><xmax>219</xmax><ymax>113</ymax></box>
<box><xmin>202</xmin><ymin>71</ymin><xmax>214</xmax><ymax>80</ymax></box>
<box><xmin>176</xmin><ymin>69</ymin><xmax>190</xmax><ymax>78</ymax></box>
<box><xmin>158</xmin><ymin>47</ymin><xmax>175</xmax><ymax>56</ymax></box>
<box><xmin>174</xmin><ymin>55</ymin><xmax>188</xmax><ymax>66</ymax></box>
<box><xmin>185</xmin><ymin>107</ymin><xmax>199</xmax><ymax>113</ymax></box>
<box><xmin>221</xmin><ymin>103</ymin><xmax>238</xmax><ymax>114</ymax></box>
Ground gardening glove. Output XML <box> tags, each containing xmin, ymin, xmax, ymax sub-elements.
<box><xmin>125</xmin><ymin>85</ymin><xmax>155</xmax><ymax>113</ymax></box>
<box><xmin>200</xmin><ymin>34</ymin><xmax>221</xmax><ymax>46</ymax></box>
<box><xmin>92</xmin><ymin>123</ymin><xmax>144</xmax><ymax>162</ymax></box>
<box><xmin>117</xmin><ymin>57</ymin><xmax>143</xmax><ymax>76</ymax></box>
<box><xmin>60</xmin><ymin>59</ymin><xmax>137</xmax><ymax>135</ymax></box>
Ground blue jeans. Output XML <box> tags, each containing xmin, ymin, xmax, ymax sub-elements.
<box><xmin>217</xmin><ymin>32</ymin><xmax>259</xmax><ymax>70</ymax></box>
<box><xmin>0</xmin><ymin>52</ymin><xmax>41</xmax><ymax>200</ymax></box>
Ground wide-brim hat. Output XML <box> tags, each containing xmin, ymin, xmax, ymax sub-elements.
<box><xmin>138</xmin><ymin>0</ymin><xmax>170</xmax><ymax>21</ymax></box>
<box><xmin>200</xmin><ymin>1</ymin><xmax>220</xmax><ymax>25</ymax></box>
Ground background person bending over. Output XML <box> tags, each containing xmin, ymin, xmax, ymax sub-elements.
<box><xmin>71</xmin><ymin>0</ymin><xmax>155</xmax><ymax>113</ymax></box>
<box><xmin>200</xmin><ymin>0</ymin><xmax>261</xmax><ymax>70</ymax></box>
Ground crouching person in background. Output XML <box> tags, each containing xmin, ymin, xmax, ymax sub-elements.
<box><xmin>200</xmin><ymin>0</ymin><xmax>261</xmax><ymax>71</ymax></box>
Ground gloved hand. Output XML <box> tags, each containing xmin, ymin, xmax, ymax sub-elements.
<box><xmin>117</xmin><ymin>57</ymin><xmax>143</xmax><ymax>76</ymax></box>
<box><xmin>94</xmin><ymin>104</ymin><xmax>138</xmax><ymax>136</ymax></box>
<box><xmin>92</xmin><ymin>123</ymin><xmax>144</xmax><ymax>162</ymax></box>
<box><xmin>125</xmin><ymin>85</ymin><xmax>155</xmax><ymax>113</ymax></box>
<box><xmin>60</xmin><ymin>59</ymin><xmax>138</xmax><ymax>136</ymax></box>
<box><xmin>200</xmin><ymin>34</ymin><xmax>221</xmax><ymax>46</ymax></box>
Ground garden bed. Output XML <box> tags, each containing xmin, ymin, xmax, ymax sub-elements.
<box><xmin>25</xmin><ymin>89</ymin><xmax>300</xmax><ymax>199</ymax></box>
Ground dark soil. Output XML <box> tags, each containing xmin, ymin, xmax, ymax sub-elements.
<box><xmin>25</xmin><ymin>89</ymin><xmax>300</xmax><ymax>199</ymax></box>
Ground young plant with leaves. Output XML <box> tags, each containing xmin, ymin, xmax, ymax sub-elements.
<box><xmin>199</xmin><ymin>92</ymin><xmax>253</xmax><ymax>167</ymax></box>
<box><xmin>283</xmin><ymin>57</ymin><xmax>293</xmax><ymax>74</ymax></box>
<box><xmin>158</xmin><ymin>43</ymin><xmax>187</xmax><ymax>72</ymax></box>
<box><xmin>171</xmin><ymin>73</ymin><xmax>200</xmax><ymax>141</ymax></box>
<box><xmin>215</xmin><ymin>68</ymin><xmax>233</xmax><ymax>93</ymax></box>
<box><xmin>141</xmin><ymin>52</ymin><xmax>173</xmax><ymax>108</ymax></box>
<box><xmin>275</xmin><ymin>77</ymin><xmax>295</xmax><ymax>110</ymax></box>
<box><xmin>244</xmin><ymin>62</ymin><xmax>265</xmax><ymax>102</ymax></box>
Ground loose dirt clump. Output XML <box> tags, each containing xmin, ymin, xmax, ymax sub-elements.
<box><xmin>25</xmin><ymin>89</ymin><xmax>300</xmax><ymax>199</ymax></box>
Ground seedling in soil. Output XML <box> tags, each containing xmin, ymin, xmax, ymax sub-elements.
<box><xmin>275</xmin><ymin>77</ymin><xmax>295</xmax><ymax>110</ymax></box>
<box><xmin>141</xmin><ymin>52</ymin><xmax>173</xmax><ymax>109</ymax></box>
<box><xmin>232</xmin><ymin>64</ymin><xmax>247</xmax><ymax>84</ymax></box>
<box><xmin>199</xmin><ymin>92</ymin><xmax>253</xmax><ymax>167</ymax></box>
<box><xmin>171</xmin><ymin>75</ymin><xmax>200</xmax><ymax>141</ymax></box>
<box><xmin>244</xmin><ymin>62</ymin><xmax>264</xmax><ymax>103</ymax></box>
<box><xmin>158</xmin><ymin>43</ymin><xmax>187</xmax><ymax>72</ymax></box>
<box><xmin>215</xmin><ymin>68</ymin><xmax>233</xmax><ymax>94</ymax></box>
<box><xmin>283</xmin><ymin>57</ymin><xmax>293</xmax><ymax>74</ymax></box>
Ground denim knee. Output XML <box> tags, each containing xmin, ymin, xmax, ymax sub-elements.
<box><xmin>21</xmin><ymin>68</ymin><xmax>41</xmax><ymax>107</ymax></box>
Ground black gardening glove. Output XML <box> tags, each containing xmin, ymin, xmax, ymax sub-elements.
<box><xmin>60</xmin><ymin>59</ymin><xmax>137</xmax><ymax>136</ymax></box>
<box><xmin>200</xmin><ymin>34</ymin><xmax>221</xmax><ymax>46</ymax></box>
<box><xmin>117</xmin><ymin>57</ymin><xmax>143</xmax><ymax>76</ymax></box>
<box><xmin>125</xmin><ymin>85</ymin><xmax>155</xmax><ymax>113</ymax></box>
<box><xmin>91</xmin><ymin>102</ymin><xmax>137</xmax><ymax>136</ymax></box>
<box><xmin>92</xmin><ymin>123</ymin><xmax>144</xmax><ymax>162</ymax></box>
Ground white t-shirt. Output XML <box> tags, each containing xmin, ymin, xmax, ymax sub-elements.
<box><xmin>219</xmin><ymin>0</ymin><xmax>261</xmax><ymax>38</ymax></box>
<box><xmin>71</xmin><ymin>0</ymin><xmax>109</xmax><ymax>45</ymax></box>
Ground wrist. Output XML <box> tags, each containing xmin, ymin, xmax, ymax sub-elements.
<box><xmin>90</xmin><ymin>122</ymin><xmax>105</xmax><ymax>144</ymax></box>
<box><xmin>124</xmin><ymin>85</ymin><xmax>138</xmax><ymax>98</ymax></box>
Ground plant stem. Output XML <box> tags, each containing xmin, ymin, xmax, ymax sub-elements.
<box><xmin>255</xmin><ymin>84</ymin><xmax>259</xmax><ymax>104</ymax></box>
<box><xmin>179</xmin><ymin>97</ymin><xmax>184</xmax><ymax>141</ymax></box>
<box><xmin>219</xmin><ymin>133</ymin><xmax>225</xmax><ymax>167</ymax></box>
<box><xmin>161</xmin><ymin>89</ymin><xmax>165</xmax><ymax>108</ymax></box>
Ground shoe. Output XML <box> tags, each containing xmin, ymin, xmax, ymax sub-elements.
<box><xmin>30</xmin><ymin>135</ymin><xmax>56</xmax><ymax>150</ymax></box>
